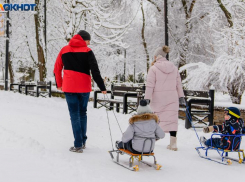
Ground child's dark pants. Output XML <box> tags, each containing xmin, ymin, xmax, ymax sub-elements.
<box><xmin>117</xmin><ymin>140</ymin><xmax>152</xmax><ymax>154</ymax></box>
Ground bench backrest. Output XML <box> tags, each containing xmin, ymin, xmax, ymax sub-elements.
<box><xmin>111</xmin><ymin>84</ymin><xmax>145</xmax><ymax>97</ymax></box>
<box><xmin>184</xmin><ymin>90</ymin><xmax>210</xmax><ymax>98</ymax></box>
<box><xmin>37</xmin><ymin>81</ymin><xmax>51</xmax><ymax>87</ymax></box>
<box><xmin>184</xmin><ymin>89</ymin><xmax>215</xmax><ymax>107</ymax></box>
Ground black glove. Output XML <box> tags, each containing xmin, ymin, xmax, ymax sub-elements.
<box><xmin>145</xmin><ymin>99</ymin><xmax>150</xmax><ymax>104</ymax></box>
<box><xmin>179</xmin><ymin>97</ymin><xmax>186</xmax><ymax>106</ymax></box>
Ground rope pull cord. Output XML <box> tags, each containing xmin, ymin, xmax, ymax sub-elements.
<box><xmin>104</xmin><ymin>94</ymin><xmax>114</xmax><ymax>151</ymax></box>
<box><xmin>103</xmin><ymin>94</ymin><xmax>124</xmax><ymax>151</ymax></box>
<box><xmin>105</xmin><ymin>94</ymin><xmax>123</xmax><ymax>134</ymax></box>
<box><xmin>185</xmin><ymin>105</ymin><xmax>203</xmax><ymax>147</ymax></box>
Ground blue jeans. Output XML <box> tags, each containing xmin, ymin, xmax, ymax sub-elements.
<box><xmin>65</xmin><ymin>92</ymin><xmax>90</xmax><ymax>148</ymax></box>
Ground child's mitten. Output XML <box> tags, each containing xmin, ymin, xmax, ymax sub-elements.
<box><xmin>203</xmin><ymin>126</ymin><xmax>214</xmax><ymax>133</ymax></box>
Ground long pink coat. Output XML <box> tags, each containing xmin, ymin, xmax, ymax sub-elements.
<box><xmin>144</xmin><ymin>56</ymin><xmax>184</xmax><ymax>132</ymax></box>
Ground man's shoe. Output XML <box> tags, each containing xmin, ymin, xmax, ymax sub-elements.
<box><xmin>82</xmin><ymin>144</ymin><xmax>86</xmax><ymax>149</ymax></box>
<box><xmin>69</xmin><ymin>147</ymin><xmax>83</xmax><ymax>153</ymax></box>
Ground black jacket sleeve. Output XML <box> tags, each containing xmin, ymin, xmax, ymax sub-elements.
<box><xmin>88</xmin><ymin>50</ymin><xmax>106</xmax><ymax>91</ymax></box>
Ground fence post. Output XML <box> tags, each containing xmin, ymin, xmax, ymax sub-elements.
<box><xmin>93</xmin><ymin>91</ymin><xmax>98</xmax><ymax>108</ymax></box>
<box><xmin>209</xmin><ymin>89</ymin><xmax>215</xmax><ymax>126</ymax></box>
<box><xmin>49</xmin><ymin>81</ymin><xmax>52</xmax><ymax>97</ymax></box>
<box><xmin>185</xmin><ymin>101</ymin><xmax>192</xmax><ymax>129</ymax></box>
<box><xmin>109</xmin><ymin>84</ymin><xmax>114</xmax><ymax>110</ymax></box>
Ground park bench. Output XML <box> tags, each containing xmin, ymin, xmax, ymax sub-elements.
<box><xmin>10</xmin><ymin>81</ymin><xmax>21</xmax><ymax>92</ymax></box>
<box><xmin>93</xmin><ymin>84</ymin><xmax>145</xmax><ymax>114</ymax></box>
<box><xmin>10</xmin><ymin>81</ymin><xmax>28</xmax><ymax>93</ymax></box>
<box><xmin>184</xmin><ymin>89</ymin><xmax>215</xmax><ymax>129</ymax></box>
<box><xmin>25</xmin><ymin>81</ymin><xmax>52</xmax><ymax>98</ymax></box>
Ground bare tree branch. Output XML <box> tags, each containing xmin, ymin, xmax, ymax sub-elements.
<box><xmin>189</xmin><ymin>0</ymin><xmax>196</xmax><ymax>17</ymax></box>
<box><xmin>181</xmin><ymin>0</ymin><xmax>189</xmax><ymax>19</ymax></box>
<box><xmin>217</xmin><ymin>0</ymin><xmax>233</xmax><ymax>27</ymax></box>
<box><xmin>200</xmin><ymin>12</ymin><xmax>209</xmax><ymax>20</ymax></box>
<box><xmin>141</xmin><ymin>1</ymin><xmax>150</xmax><ymax>71</ymax></box>
<box><xmin>146</xmin><ymin>0</ymin><xmax>161</xmax><ymax>12</ymax></box>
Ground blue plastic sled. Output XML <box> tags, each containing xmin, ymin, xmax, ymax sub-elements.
<box><xmin>196</xmin><ymin>133</ymin><xmax>245</xmax><ymax>165</ymax></box>
<box><xmin>185</xmin><ymin>106</ymin><xmax>245</xmax><ymax>165</ymax></box>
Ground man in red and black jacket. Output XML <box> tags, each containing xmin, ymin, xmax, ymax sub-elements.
<box><xmin>54</xmin><ymin>30</ymin><xmax>106</xmax><ymax>153</ymax></box>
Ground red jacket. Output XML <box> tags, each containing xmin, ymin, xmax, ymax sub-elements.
<box><xmin>53</xmin><ymin>35</ymin><xmax>106</xmax><ymax>93</ymax></box>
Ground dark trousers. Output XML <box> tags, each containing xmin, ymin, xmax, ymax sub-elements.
<box><xmin>118</xmin><ymin>140</ymin><xmax>152</xmax><ymax>154</ymax></box>
<box><xmin>205</xmin><ymin>138</ymin><xmax>223</xmax><ymax>149</ymax></box>
<box><xmin>170</xmin><ymin>131</ymin><xmax>177</xmax><ymax>137</ymax></box>
<box><xmin>205</xmin><ymin>137</ymin><xmax>241</xmax><ymax>150</ymax></box>
<box><xmin>65</xmin><ymin>92</ymin><xmax>90</xmax><ymax>148</ymax></box>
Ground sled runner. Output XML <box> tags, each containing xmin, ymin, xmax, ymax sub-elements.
<box><xmin>195</xmin><ymin>133</ymin><xmax>245</xmax><ymax>165</ymax></box>
<box><xmin>186</xmin><ymin>106</ymin><xmax>245</xmax><ymax>165</ymax></box>
<box><xmin>109</xmin><ymin>138</ymin><xmax>162</xmax><ymax>171</ymax></box>
<box><xmin>109</xmin><ymin>149</ymin><xmax>162</xmax><ymax>171</ymax></box>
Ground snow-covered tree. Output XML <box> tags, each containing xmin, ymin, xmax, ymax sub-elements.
<box><xmin>179</xmin><ymin>0</ymin><xmax>245</xmax><ymax>104</ymax></box>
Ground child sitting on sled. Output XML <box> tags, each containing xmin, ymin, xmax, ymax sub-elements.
<box><xmin>116</xmin><ymin>99</ymin><xmax>165</xmax><ymax>154</ymax></box>
<box><xmin>200</xmin><ymin>107</ymin><xmax>244</xmax><ymax>150</ymax></box>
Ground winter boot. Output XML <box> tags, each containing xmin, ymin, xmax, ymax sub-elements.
<box><xmin>167</xmin><ymin>136</ymin><xmax>178</xmax><ymax>151</ymax></box>
<box><xmin>115</xmin><ymin>141</ymin><xmax>120</xmax><ymax>149</ymax></box>
<box><xmin>69</xmin><ymin>146</ymin><xmax>83</xmax><ymax>153</ymax></box>
<box><xmin>200</xmin><ymin>136</ymin><xmax>207</xmax><ymax>147</ymax></box>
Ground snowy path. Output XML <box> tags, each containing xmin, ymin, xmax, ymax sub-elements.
<box><xmin>0</xmin><ymin>91</ymin><xmax>244</xmax><ymax>182</ymax></box>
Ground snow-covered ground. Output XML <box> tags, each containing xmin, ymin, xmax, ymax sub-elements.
<box><xmin>0</xmin><ymin>91</ymin><xmax>244</xmax><ymax>182</ymax></box>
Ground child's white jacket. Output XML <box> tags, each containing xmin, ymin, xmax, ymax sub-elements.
<box><xmin>122</xmin><ymin>113</ymin><xmax>165</xmax><ymax>153</ymax></box>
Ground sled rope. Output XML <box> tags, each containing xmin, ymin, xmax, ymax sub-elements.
<box><xmin>185</xmin><ymin>105</ymin><xmax>203</xmax><ymax>147</ymax></box>
<box><xmin>104</xmin><ymin>94</ymin><xmax>115</xmax><ymax>150</ymax></box>
<box><xmin>105</xmin><ymin>94</ymin><xmax>123</xmax><ymax>134</ymax></box>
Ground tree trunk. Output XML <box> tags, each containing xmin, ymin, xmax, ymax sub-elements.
<box><xmin>227</xmin><ymin>84</ymin><xmax>242</xmax><ymax>104</ymax></box>
<box><xmin>179</xmin><ymin>0</ymin><xmax>197</xmax><ymax>81</ymax></box>
<box><xmin>8</xmin><ymin>58</ymin><xmax>14</xmax><ymax>84</ymax></box>
<box><xmin>34</xmin><ymin>0</ymin><xmax>46</xmax><ymax>81</ymax></box>
<box><xmin>141</xmin><ymin>1</ymin><xmax>150</xmax><ymax>72</ymax></box>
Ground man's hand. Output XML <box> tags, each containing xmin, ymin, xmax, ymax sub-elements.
<box><xmin>57</xmin><ymin>87</ymin><xmax>62</xmax><ymax>91</ymax></box>
<box><xmin>101</xmin><ymin>91</ymin><xmax>107</xmax><ymax>94</ymax></box>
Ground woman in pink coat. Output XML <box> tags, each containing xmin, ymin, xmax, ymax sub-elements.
<box><xmin>144</xmin><ymin>46</ymin><xmax>185</xmax><ymax>151</ymax></box>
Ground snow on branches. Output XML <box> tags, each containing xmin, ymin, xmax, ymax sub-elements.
<box><xmin>170</xmin><ymin>0</ymin><xmax>245</xmax><ymax>104</ymax></box>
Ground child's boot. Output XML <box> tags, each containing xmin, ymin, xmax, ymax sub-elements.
<box><xmin>115</xmin><ymin>141</ymin><xmax>120</xmax><ymax>149</ymax></box>
<box><xmin>200</xmin><ymin>136</ymin><xmax>207</xmax><ymax>147</ymax></box>
<box><xmin>167</xmin><ymin>136</ymin><xmax>178</xmax><ymax>151</ymax></box>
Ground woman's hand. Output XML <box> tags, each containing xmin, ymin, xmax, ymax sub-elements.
<box><xmin>179</xmin><ymin>97</ymin><xmax>186</xmax><ymax>106</ymax></box>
